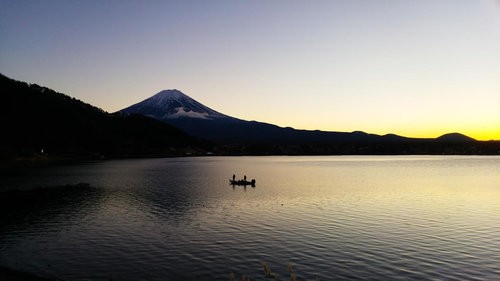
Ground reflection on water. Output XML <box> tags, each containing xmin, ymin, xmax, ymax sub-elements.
<box><xmin>0</xmin><ymin>184</ymin><xmax>103</xmax><ymax>233</ymax></box>
<box><xmin>1</xmin><ymin>156</ymin><xmax>499</xmax><ymax>280</ymax></box>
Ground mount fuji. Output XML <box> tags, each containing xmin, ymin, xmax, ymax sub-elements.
<box><xmin>119</xmin><ymin>90</ymin><xmax>403</xmax><ymax>145</ymax></box>
<box><xmin>119</xmin><ymin>89</ymin><xmax>250</xmax><ymax>142</ymax></box>
<box><xmin>119</xmin><ymin>89</ymin><xmax>269</xmax><ymax>143</ymax></box>
<box><xmin>120</xmin><ymin>89</ymin><xmax>233</xmax><ymax>121</ymax></box>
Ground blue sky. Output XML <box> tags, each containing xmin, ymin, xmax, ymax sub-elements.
<box><xmin>1</xmin><ymin>0</ymin><xmax>499</xmax><ymax>140</ymax></box>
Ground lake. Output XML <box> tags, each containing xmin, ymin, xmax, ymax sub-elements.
<box><xmin>1</xmin><ymin>156</ymin><xmax>499</xmax><ymax>280</ymax></box>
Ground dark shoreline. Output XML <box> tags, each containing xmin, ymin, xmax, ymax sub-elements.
<box><xmin>2</xmin><ymin>149</ymin><xmax>500</xmax><ymax>170</ymax></box>
<box><xmin>0</xmin><ymin>266</ymin><xmax>55</xmax><ymax>281</ymax></box>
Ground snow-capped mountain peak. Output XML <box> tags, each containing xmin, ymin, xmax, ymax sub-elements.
<box><xmin>120</xmin><ymin>89</ymin><xmax>230</xmax><ymax>121</ymax></box>
<box><xmin>152</xmin><ymin>89</ymin><xmax>186</xmax><ymax>103</ymax></box>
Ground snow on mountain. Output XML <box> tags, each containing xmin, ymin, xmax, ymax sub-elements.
<box><xmin>120</xmin><ymin>89</ymin><xmax>231</xmax><ymax>121</ymax></box>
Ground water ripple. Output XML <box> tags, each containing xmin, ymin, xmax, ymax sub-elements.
<box><xmin>1</xmin><ymin>156</ymin><xmax>500</xmax><ymax>280</ymax></box>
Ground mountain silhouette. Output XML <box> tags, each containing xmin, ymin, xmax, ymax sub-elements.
<box><xmin>120</xmin><ymin>90</ymin><xmax>411</xmax><ymax>145</ymax></box>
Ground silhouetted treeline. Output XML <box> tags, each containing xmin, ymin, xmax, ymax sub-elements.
<box><xmin>0</xmin><ymin>74</ymin><xmax>211</xmax><ymax>163</ymax></box>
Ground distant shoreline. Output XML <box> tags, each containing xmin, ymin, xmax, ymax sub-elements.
<box><xmin>2</xmin><ymin>150</ymin><xmax>500</xmax><ymax>170</ymax></box>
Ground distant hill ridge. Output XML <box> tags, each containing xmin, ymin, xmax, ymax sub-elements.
<box><xmin>437</xmin><ymin>133</ymin><xmax>476</xmax><ymax>142</ymax></box>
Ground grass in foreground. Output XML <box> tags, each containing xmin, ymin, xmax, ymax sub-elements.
<box><xmin>230</xmin><ymin>262</ymin><xmax>320</xmax><ymax>281</ymax></box>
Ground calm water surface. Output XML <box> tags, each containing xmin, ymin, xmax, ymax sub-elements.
<box><xmin>1</xmin><ymin>156</ymin><xmax>499</xmax><ymax>280</ymax></box>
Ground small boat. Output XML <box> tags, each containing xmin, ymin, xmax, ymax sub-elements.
<box><xmin>229</xmin><ymin>179</ymin><xmax>256</xmax><ymax>186</ymax></box>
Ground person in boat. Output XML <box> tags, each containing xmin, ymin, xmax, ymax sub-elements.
<box><xmin>233</xmin><ymin>174</ymin><xmax>236</xmax><ymax>181</ymax></box>
<box><xmin>244</xmin><ymin>175</ymin><xmax>247</xmax><ymax>181</ymax></box>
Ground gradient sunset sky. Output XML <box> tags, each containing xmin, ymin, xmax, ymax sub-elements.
<box><xmin>1</xmin><ymin>1</ymin><xmax>499</xmax><ymax>140</ymax></box>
